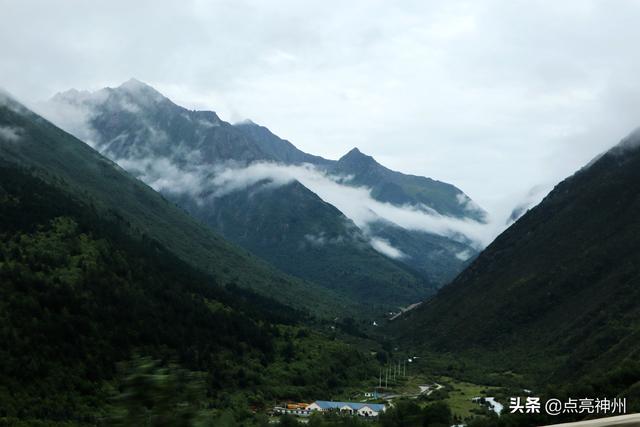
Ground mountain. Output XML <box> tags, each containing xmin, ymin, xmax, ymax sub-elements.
<box><xmin>365</xmin><ymin>219</ymin><xmax>475</xmax><ymax>285</ymax></box>
<box><xmin>234</xmin><ymin>119</ymin><xmax>333</xmax><ymax>166</ymax></box>
<box><xmin>47</xmin><ymin>80</ymin><xmax>485</xmax><ymax>299</ymax></box>
<box><xmin>392</xmin><ymin>129</ymin><xmax>640</xmax><ymax>388</ymax></box>
<box><xmin>325</xmin><ymin>147</ymin><xmax>485</xmax><ymax>282</ymax></box>
<box><xmin>234</xmin><ymin>119</ymin><xmax>486</xmax><ymax>223</ymax></box>
<box><xmin>330</xmin><ymin>147</ymin><xmax>486</xmax><ymax>222</ymax></box>
<box><xmin>181</xmin><ymin>179</ymin><xmax>430</xmax><ymax>304</ymax></box>
<box><xmin>235</xmin><ymin>121</ymin><xmax>485</xmax><ymax>283</ymax></box>
<box><xmin>0</xmin><ymin>91</ymin><xmax>344</xmax><ymax>317</ymax></box>
<box><xmin>50</xmin><ymin>79</ymin><xmax>268</xmax><ymax>163</ymax></box>
<box><xmin>0</xmin><ymin>94</ymin><xmax>375</xmax><ymax>424</ymax></box>
<box><xmin>47</xmin><ymin>80</ymin><xmax>482</xmax><ymax>308</ymax></box>
<box><xmin>233</xmin><ymin>121</ymin><xmax>486</xmax><ymax>281</ymax></box>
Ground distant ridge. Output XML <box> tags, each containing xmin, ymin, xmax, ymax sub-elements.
<box><xmin>45</xmin><ymin>79</ymin><xmax>489</xmax><ymax>305</ymax></box>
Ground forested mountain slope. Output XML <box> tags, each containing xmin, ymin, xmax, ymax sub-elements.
<box><xmin>0</xmin><ymin>98</ymin><xmax>375</xmax><ymax>425</ymax></box>
<box><xmin>0</xmin><ymin>93</ymin><xmax>347</xmax><ymax>317</ymax></box>
<box><xmin>393</xmin><ymin>130</ymin><xmax>640</xmax><ymax>386</ymax></box>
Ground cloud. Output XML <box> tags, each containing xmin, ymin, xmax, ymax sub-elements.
<box><xmin>93</xmin><ymin>152</ymin><xmax>502</xmax><ymax>252</ymax></box>
<box><xmin>4</xmin><ymin>0</ymin><xmax>640</xmax><ymax>221</ymax></box>
<box><xmin>456</xmin><ymin>193</ymin><xmax>485</xmax><ymax>218</ymax></box>
<box><xmin>304</xmin><ymin>232</ymin><xmax>345</xmax><ymax>247</ymax></box>
<box><xmin>33</xmin><ymin>95</ymin><xmax>100</xmax><ymax>147</ymax></box>
<box><xmin>209</xmin><ymin>161</ymin><xmax>503</xmax><ymax>248</ymax></box>
<box><xmin>36</xmin><ymin>79</ymin><xmax>540</xmax><ymax>250</ymax></box>
<box><xmin>0</xmin><ymin>126</ymin><xmax>22</xmax><ymax>142</ymax></box>
<box><xmin>212</xmin><ymin>162</ymin><xmax>303</xmax><ymax>196</ymax></box>
<box><xmin>608</xmin><ymin>127</ymin><xmax>640</xmax><ymax>156</ymax></box>
<box><xmin>114</xmin><ymin>156</ymin><xmax>208</xmax><ymax>196</ymax></box>
<box><xmin>504</xmin><ymin>183</ymin><xmax>554</xmax><ymax>224</ymax></box>
<box><xmin>370</xmin><ymin>237</ymin><xmax>406</xmax><ymax>260</ymax></box>
<box><xmin>455</xmin><ymin>250</ymin><xmax>472</xmax><ymax>261</ymax></box>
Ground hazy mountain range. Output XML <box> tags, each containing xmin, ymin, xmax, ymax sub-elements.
<box><xmin>43</xmin><ymin>79</ymin><xmax>489</xmax><ymax>308</ymax></box>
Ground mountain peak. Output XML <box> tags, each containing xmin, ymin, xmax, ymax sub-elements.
<box><xmin>235</xmin><ymin>119</ymin><xmax>257</xmax><ymax>126</ymax></box>
<box><xmin>51</xmin><ymin>79</ymin><xmax>167</xmax><ymax>109</ymax></box>
<box><xmin>119</xmin><ymin>78</ymin><xmax>150</xmax><ymax>91</ymax></box>
<box><xmin>338</xmin><ymin>147</ymin><xmax>377</xmax><ymax>165</ymax></box>
<box><xmin>51</xmin><ymin>88</ymin><xmax>93</xmax><ymax>104</ymax></box>
<box><xmin>340</xmin><ymin>147</ymin><xmax>364</xmax><ymax>159</ymax></box>
<box><xmin>114</xmin><ymin>78</ymin><xmax>167</xmax><ymax>104</ymax></box>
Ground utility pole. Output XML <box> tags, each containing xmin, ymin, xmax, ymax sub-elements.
<box><xmin>379</xmin><ymin>367</ymin><xmax>382</xmax><ymax>388</ymax></box>
<box><xmin>385</xmin><ymin>365</ymin><xmax>388</xmax><ymax>388</ymax></box>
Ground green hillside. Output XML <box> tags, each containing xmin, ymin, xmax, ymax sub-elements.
<box><xmin>0</xmin><ymin>99</ymin><xmax>379</xmax><ymax>424</ymax></box>
<box><xmin>392</xmin><ymin>130</ymin><xmax>640</xmax><ymax>391</ymax></box>
<box><xmin>191</xmin><ymin>180</ymin><xmax>433</xmax><ymax>306</ymax></box>
<box><xmin>0</xmin><ymin>95</ymin><xmax>347</xmax><ymax>317</ymax></box>
<box><xmin>0</xmin><ymin>162</ymin><xmax>376</xmax><ymax>425</ymax></box>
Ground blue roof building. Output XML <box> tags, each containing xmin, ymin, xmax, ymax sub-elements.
<box><xmin>306</xmin><ymin>400</ymin><xmax>386</xmax><ymax>416</ymax></box>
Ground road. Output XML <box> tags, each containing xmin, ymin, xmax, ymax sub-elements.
<box><xmin>381</xmin><ymin>382</ymin><xmax>443</xmax><ymax>402</ymax></box>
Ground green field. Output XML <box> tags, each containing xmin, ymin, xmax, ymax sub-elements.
<box><xmin>438</xmin><ymin>376</ymin><xmax>500</xmax><ymax>419</ymax></box>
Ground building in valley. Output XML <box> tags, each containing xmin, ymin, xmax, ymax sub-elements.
<box><xmin>305</xmin><ymin>401</ymin><xmax>386</xmax><ymax>417</ymax></box>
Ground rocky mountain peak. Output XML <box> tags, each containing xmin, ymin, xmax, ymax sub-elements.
<box><xmin>338</xmin><ymin>147</ymin><xmax>377</xmax><ymax>166</ymax></box>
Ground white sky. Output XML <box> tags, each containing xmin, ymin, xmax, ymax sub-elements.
<box><xmin>2</xmin><ymin>0</ymin><xmax>640</xmax><ymax>214</ymax></box>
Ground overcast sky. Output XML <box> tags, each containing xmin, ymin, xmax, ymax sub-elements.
<box><xmin>2</xmin><ymin>0</ymin><xmax>640</xmax><ymax>214</ymax></box>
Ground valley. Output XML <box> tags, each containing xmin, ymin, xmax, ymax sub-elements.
<box><xmin>2</xmin><ymin>85</ymin><xmax>640</xmax><ymax>427</ymax></box>
<box><xmin>4</xmin><ymin>2</ymin><xmax>640</xmax><ymax>426</ymax></box>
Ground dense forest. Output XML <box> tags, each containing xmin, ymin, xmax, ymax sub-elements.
<box><xmin>0</xmin><ymin>163</ymin><xmax>375</xmax><ymax>425</ymax></box>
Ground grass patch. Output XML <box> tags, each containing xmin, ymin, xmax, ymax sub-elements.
<box><xmin>438</xmin><ymin>376</ymin><xmax>500</xmax><ymax>420</ymax></box>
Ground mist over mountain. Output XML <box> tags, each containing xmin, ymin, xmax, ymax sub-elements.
<box><xmin>44</xmin><ymin>79</ymin><xmax>491</xmax><ymax>305</ymax></box>
<box><xmin>329</xmin><ymin>147</ymin><xmax>487</xmax><ymax>222</ymax></box>
<box><xmin>0</xmin><ymin>89</ymin><xmax>344</xmax><ymax>317</ymax></box>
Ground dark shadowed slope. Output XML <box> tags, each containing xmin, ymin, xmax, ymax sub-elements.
<box><xmin>188</xmin><ymin>180</ymin><xmax>433</xmax><ymax>305</ymax></box>
<box><xmin>393</xmin><ymin>129</ymin><xmax>640</xmax><ymax>383</ymax></box>
<box><xmin>0</xmin><ymin>149</ymin><xmax>373</xmax><ymax>425</ymax></box>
